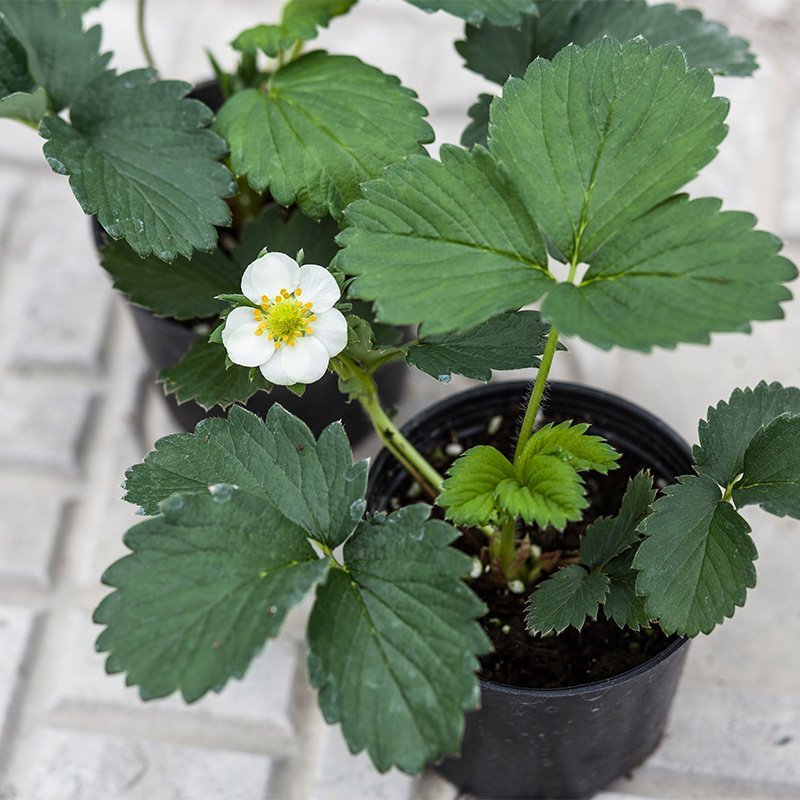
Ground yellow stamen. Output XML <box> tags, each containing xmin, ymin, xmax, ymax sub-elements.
<box><xmin>288</xmin><ymin>339</ymin><xmax>296</xmax><ymax>347</ymax></box>
<box><xmin>261</xmin><ymin>294</ymin><xmax>269</xmax><ymax>303</ymax></box>
<box><xmin>281</xmin><ymin>288</ymin><xmax>290</xmax><ymax>298</ymax></box>
<box><xmin>310</xmin><ymin>315</ymin><xmax>317</xmax><ymax>322</ymax></box>
<box><xmin>255</xmin><ymin>329</ymin><xmax>263</xmax><ymax>336</ymax></box>
<box><xmin>275</xmin><ymin>342</ymin><xmax>281</xmax><ymax>349</ymax></box>
<box><xmin>304</xmin><ymin>302</ymin><xmax>313</xmax><ymax>309</ymax></box>
<box><xmin>295</xmin><ymin>288</ymin><xmax>302</xmax><ymax>296</ymax></box>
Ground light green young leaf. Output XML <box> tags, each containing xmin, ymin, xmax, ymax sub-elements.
<box><xmin>0</xmin><ymin>85</ymin><xmax>46</xmax><ymax>122</ymax></box>
<box><xmin>94</xmin><ymin>489</ymin><xmax>327</xmax><ymax>702</ymax></box>
<box><xmin>404</xmin><ymin>0</ymin><xmax>536</xmax><ymax>25</ymax></box>
<box><xmin>406</xmin><ymin>310</ymin><xmax>553</xmax><ymax>382</ymax></box>
<box><xmin>339</xmin><ymin>145</ymin><xmax>551</xmax><ymax>335</ymax></box>
<box><xmin>602</xmin><ymin>548</ymin><xmax>651</xmax><ymax>631</ymax></box>
<box><xmin>526</xmin><ymin>564</ymin><xmax>609</xmax><ymax>635</ymax></box>
<box><xmin>694</xmin><ymin>381</ymin><xmax>800</xmax><ymax>487</ymax></box>
<box><xmin>125</xmin><ymin>404</ymin><xmax>368</xmax><ymax>549</ymax></box>
<box><xmin>233</xmin><ymin>0</ymin><xmax>357</xmax><ymax>57</ymax></box>
<box><xmin>438</xmin><ymin>445</ymin><xmax>516</xmax><ymax>526</ymax></box>
<box><xmin>732</xmin><ymin>415</ymin><xmax>800</xmax><ymax>519</ymax></box>
<box><xmin>496</xmin><ymin>454</ymin><xmax>587</xmax><ymax>530</ymax></box>
<box><xmin>521</xmin><ymin>420</ymin><xmax>620</xmax><ymax>476</ymax></box>
<box><xmin>307</xmin><ymin>505</ymin><xmax>489</xmax><ymax>774</ymax></box>
<box><xmin>634</xmin><ymin>474</ymin><xmax>757</xmax><ymax>636</ymax></box>
<box><xmin>540</xmin><ymin>195</ymin><xmax>796</xmax><ymax>351</ymax></box>
<box><xmin>215</xmin><ymin>52</ymin><xmax>433</xmax><ymax>220</ymax></box>
<box><xmin>158</xmin><ymin>339</ymin><xmax>270</xmax><ymax>411</ymax></box>
<box><xmin>579</xmin><ymin>472</ymin><xmax>654</xmax><ymax>569</ymax></box>
<box><xmin>41</xmin><ymin>69</ymin><xmax>235</xmax><ymax>261</ymax></box>
<box><xmin>100</xmin><ymin>239</ymin><xmax>238</xmax><ymax>320</ymax></box>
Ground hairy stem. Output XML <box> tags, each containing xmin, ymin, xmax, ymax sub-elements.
<box><xmin>137</xmin><ymin>0</ymin><xmax>157</xmax><ymax>71</ymax></box>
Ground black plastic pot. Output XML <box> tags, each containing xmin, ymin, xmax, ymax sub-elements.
<box><xmin>366</xmin><ymin>381</ymin><xmax>694</xmax><ymax>800</ymax></box>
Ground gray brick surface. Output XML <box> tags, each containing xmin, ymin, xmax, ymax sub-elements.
<box><xmin>0</xmin><ymin>608</ymin><xmax>36</xmax><ymax>755</ymax></box>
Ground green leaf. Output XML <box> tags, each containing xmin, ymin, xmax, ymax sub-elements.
<box><xmin>406</xmin><ymin>310</ymin><xmax>552</xmax><ymax>382</ymax></box>
<box><xmin>159</xmin><ymin>338</ymin><xmax>270</xmax><ymax>411</ymax></box>
<box><xmin>496</xmin><ymin>454</ymin><xmax>587</xmax><ymax>530</ymax></box>
<box><xmin>404</xmin><ymin>0</ymin><xmax>536</xmax><ymax>25</ymax></box>
<box><xmin>100</xmin><ymin>239</ymin><xmax>238</xmax><ymax>320</ymax></box>
<box><xmin>215</xmin><ymin>52</ymin><xmax>433</xmax><ymax>220</ymax></box>
<box><xmin>0</xmin><ymin>15</ymin><xmax>32</xmax><ymax>95</ymax></box>
<box><xmin>694</xmin><ymin>381</ymin><xmax>800</xmax><ymax>487</ymax></box>
<box><xmin>634</xmin><ymin>474</ymin><xmax>757</xmax><ymax>636</ymax></box>
<box><xmin>0</xmin><ymin>0</ymin><xmax>111</xmax><ymax>112</ymax></box>
<box><xmin>233</xmin><ymin>0</ymin><xmax>357</xmax><ymax>57</ymax></box>
<box><xmin>732</xmin><ymin>415</ymin><xmax>800</xmax><ymax>520</ymax></box>
<box><xmin>540</xmin><ymin>195</ymin><xmax>796</xmax><ymax>351</ymax></box>
<box><xmin>307</xmin><ymin>505</ymin><xmax>489</xmax><ymax>773</ymax></box>
<box><xmin>526</xmin><ymin>564</ymin><xmax>609</xmax><ymax>635</ymax></box>
<box><xmin>457</xmin><ymin>0</ymin><xmax>756</xmax><ymax>92</ymax></box>
<box><xmin>489</xmin><ymin>38</ymin><xmax>728</xmax><ymax>262</ymax></box>
<box><xmin>125</xmin><ymin>404</ymin><xmax>368</xmax><ymax>549</ymax></box>
<box><xmin>232</xmin><ymin>204</ymin><xmax>340</xmax><ymax>270</ymax></box>
<box><xmin>41</xmin><ymin>69</ymin><xmax>235</xmax><ymax>261</ymax></box>
<box><xmin>94</xmin><ymin>489</ymin><xmax>327</xmax><ymax>702</ymax></box>
<box><xmin>580</xmin><ymin>472</ymin><xmax>654</xmax><ymax>569</ymax></box>
<box><xmin>461</xmin><ymin>93</ymin><xmax>491</xmax><ymax>149</ymax></box>
<box><xmin>339</xmin><ymin>145</ymin><xmax>551</xmax><ymax>335</ymax></box>
<box><xmin>0</xmin><ymin>85</ymin><xmax>46</xmax><ymax>122</ymax></box>
<box><xmin>521</xmin><ymin>420</ymin><xmax>620</xmax><ymax>475</ymax></box>
<box><xmin>438</xmin><ymin>445</ymin><xmax>516</xmax><ymax>526</ymax></box>
<box><xmin>602</xmin><ymin>548</ymin><xmax>651</xmax><ymax>631</ymax></box>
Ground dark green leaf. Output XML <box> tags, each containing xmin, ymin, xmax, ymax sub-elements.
<box><xmin>339</xmin><ymin>145</ymin><xmax>551</xmax><ymax>335</ymax></box>
<box><xmin>404</xmin><ymin>0</ymin><xmax>536</xmax><ymax>25</ymax></box>
<box><xmin>307</xmin><ymin>505</ymin><xmax>489</xmax><ymax>773</ymax></box>
<box><xmin>634</xmin><ymin>474</ymin><xmax>757</xmax><ymax>636</ymax></box>
<box><xmin>461</xmin><ymin>93</ymin><xmax>491</xmax><ymax>149</ymax></box>
<box><xmin>406</xmin><ymin>310</ymin><xmax>552</xmax><ymax>382</ymax></box>
<box><xmin>521</xmin><ymin>421</ymin><xmax>620</xmax><ymax>475</ymax></box>
<box><xmin>580</xmin><ymin>472</ymin><xmax>654</xmax><ymax>569</ymax></box>
<box><xmin>125</xmin><ymin>404</ymin><xmax>368</xmax><ymax>549</ymax></box>
<box><xmin>732</xmin><ymin>415</ymin><xmax>800</xmax><ymax>519</ymax></box>
<box><xmin>94</xmin><ymin>489</ymin><xmax>326</xmax><ymax>702</ymax></box>
<box><xmin>694</xmin><ymin>381</ymin><xmax>800</xmax><ymax>487</ymax></box>
<box><xmin>0</xmin><ymin>0</ymin><xmax>110</xmax><ymax>111</ymax></box>
<box><xmin>438</xmin><ymin>445</ymin><xmax>516</xmax><ymax>526</ymax></box>
<box><xmin>526</xmin><ymin>564</ymin><xmax>609</xmax><ymax>635</ymax></box>
<box><xmin>233</xmin><ymin>0</ymin><xmax>357</xmax><ymax>57</ymax></box>
<box><xmin>215</xmin><ymin>52</ymin><xmax>433</xmax><ymax>220</ymax></box>
<box><xmin>0</xmin><ymin>15</ymin><xmax>32</xmax><ymax>96</ymax></box>
<box><xmin>159</xmin><ymin>338</ymin><xmax>270</xmax><ymax>411</ymax></box>
<box><xmin>100</xmin><ymin>239</ymin><xmax>238</xmax><ymax>320</ymax></box>
<box><xmin>41</xmin><ymin>69</ymin><xmax>235</xmax><ymax>261</ymax></box>
<box><xmin>602</xmin><ymin>548</ymin><xmax>651</xmax><ymax>631</ymax></box>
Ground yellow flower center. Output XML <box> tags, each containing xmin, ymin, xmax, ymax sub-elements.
<box><xmin>252</xmin><ymin>287</ymin><xmax>317</xmax><ymax>348</ymax></box>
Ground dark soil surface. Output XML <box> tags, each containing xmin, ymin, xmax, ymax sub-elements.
<box><xmin>392</xmin><ymin>396</ymin><xmax>676</xmax><ymax>690</ymax></box>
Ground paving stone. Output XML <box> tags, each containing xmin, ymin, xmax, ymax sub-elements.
<box><xmin>0</xmin><ymin>378</ymin><xmax>95</xmax><ymax>478</ymax></box>
<box><xmin>0</xmin><ymin>608</ymin><xmax>36</xmax><ymax>754</ymax></box>
<box><xmin>0</xmin><ymin>491</ymin><xmax>65</xmax><ymax>587</ymax></box>
<box><xmin>22</xmin><ymin>728</ymin><xmax>273</xmax><ymax>800</ymax></box>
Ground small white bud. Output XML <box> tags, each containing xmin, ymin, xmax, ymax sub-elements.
<box><xmin>508</xmin><ymin>580</ymin><xmax>525</xmax><ymax>594</ymax></box>
<box><xmin>469</xmin><ymin>557</ymin><xmax>483</xmax><ymax>579</ymax></box>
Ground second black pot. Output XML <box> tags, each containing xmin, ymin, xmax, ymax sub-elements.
<box><xmin>367</xmin><ymin>380</ymin><xmax>694</xmax><ymax>799</ymax></box>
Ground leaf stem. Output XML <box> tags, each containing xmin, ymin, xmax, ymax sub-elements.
<box><xmin>137</xmin><ymin>0</ymin><xmax>157</xmax><ymax>71</ymax></box>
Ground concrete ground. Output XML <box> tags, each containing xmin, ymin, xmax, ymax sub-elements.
<box><xmin>0</xmin><ymin>0</ymin><xmax>799</xmax><ymax>797</ymax></box>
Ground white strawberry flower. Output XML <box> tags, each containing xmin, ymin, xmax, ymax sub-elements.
<box><xmin>222</xmin><ymin>252</ymin><xmax>348</xmax><ymax>386</ymax></box>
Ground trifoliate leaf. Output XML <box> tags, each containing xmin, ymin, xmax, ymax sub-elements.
<box><xmin>339</xmin><ymin>145</ymin><xmax>551</xmax><ymax>335</ymax></box>
<box><xmin>41</xmin><ymin>69</ymin><xmax>235</xmax><ymax>261</ymax></box>
<box><xmin>694</xmin><ymin>381</ymin><xmax>800</xmax><ymax>487</ymax></box>
<box><xmin>158</xmin><ymin>339</ymin><xmax>270</xmax><ymax>411</ymax></box>
<box><xmin>496</xmin><ymin>455</ymin><xmax>587</xmax><ymax>530</ymax></box>
<box><xmin>215</xmin><ymin>52</ymin><xmax>433</xmax><ymax>220</ymax></box>
<box><xmin>732</xmin><ymin>415</ymin><xmax>800</xmax><ymax>520</ymax></box>
<box><xmin>307</xmin><ymin>505</ymin><xmax>489</xmax><ymax>773</ymax></box>
<box><xmin>602</xmin><ymin>548</ymin><xmax>651</xmax><ymax>631</ymax></box>
<box><xmin>521</xmin><ymin>421</ymin><xmax>620</xmax><ymax>476</ymax></box>
<box><xmin>406</xmin><ymin>311</ymin><xmax>553</xmax><ymax>382</ymax></box>
<box><xmin>458</xmin><ymin>0</ymin><xmax>756</xmax><ymax>92</ymax></box>
<box><xmin>404</xmin><ymin>0</ymin><xmax>536</xmax><ymax>25</ymax></box>
<box><xmin>125</xmin><ymin>404</ymin><xmax>368</xmax><ymax>549</ymax></box>
<box><xmin>233</xmin><ymin>0</ymin><xmax>357</xmax><ymax>57</ymax></box>
<box><xmin>526</xmin><ymin>564</ymin><xmax>610</xmax><ymax>635</ymax></box>
<box><xmin>634</xmin><ymin>474</ymin><xmax>757</xmax><ymax>636</ymax></box>
<box><xmin>100</xmin><ymin>239</ymin><xmax>238</xmax><ymax>320</ymax></box>
<box><xmin>438</xmin><ymin>445</ymin><xmax>516</xmax><ymax>526</ymax></box>
<box><xmin>94</xmin><ymin>489</ymin><xmax>327</xmax><ymax>702</ymax></box>
<box><xmin>490</xmin><ymin>38</ymin><xmax>728</xmax><ymax>262</ymax></box>
<box><xmin>0</xmin><ymin>0</ymin><xmax>111</xmax><ymax>112</ymax></box>
<box><xmin>232</xmin><ymin>204</ymin><xmax>340</xmax><ymax>270</ymax></box>
<box><xmin>540</xmin><ymin>195</ymin><xmax>796</xmax><ymax>351</ymax></box>
<box><xmin>580</xmin><ymin>472</ymin><xmax>654</xmax><ymax>569</ymax></box>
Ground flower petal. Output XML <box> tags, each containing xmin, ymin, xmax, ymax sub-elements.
<box><xmin>241</xmin><ymin>252</ymin><xmax>300</xmax><ymax>304</ymax></box>
<box><xmin>310</xmin><ymin>308</ymin><xmax>348</xmax><ymax>357</ymax></box>
<box><xmin>259</xmin><ymin>350</ymin><xmax>292</xmax><ymax>385</ymax></box>
<box><xmin>297</xmin><ymin>264</ymin><xmax>340</xmax><ymax>312</ymax></box>
<box><xmin>284</xmin><ymin>335</ymin><xmax>330</xmax><ymax>385</ymax></box>
<box><xmin>222</xmin><ymin>308</ymin><xmax>276</xmax><ymax>367</ymax></box>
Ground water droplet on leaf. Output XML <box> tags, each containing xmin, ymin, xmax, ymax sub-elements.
<box><xmin>349</xmin><ymin>498</ymin><xmax>366</xmax><ymax>520</ymax></box>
